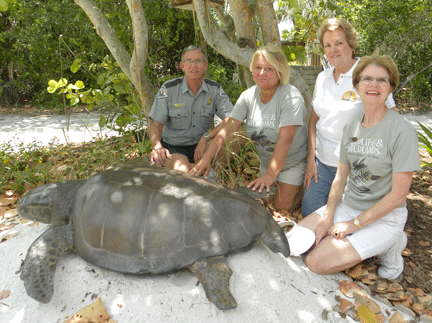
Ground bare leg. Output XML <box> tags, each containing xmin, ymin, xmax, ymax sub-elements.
<box><xmin>165</xmin><ymin>153</ymin><xmax>193</xmax><ymax>172</ymax></box>
<box><xmin>272</xmin><ymin>181</ymin><xmax>303</xmax><ymax>212</ymax></box>
<box><xmin>304</xmin><ymin>235</ymin><xmax>362</xmax><ymax>275</ymax></box>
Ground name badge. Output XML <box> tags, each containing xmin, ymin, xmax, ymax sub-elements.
<box><xmin>173</xmin><ymin>103</ymin><xmax>184</xmax><ymax>108</ymax></box>
<box><xmin>342</xmin><ymin>91</ymin><xmax>357</xmax><ymax>102</ymax></box>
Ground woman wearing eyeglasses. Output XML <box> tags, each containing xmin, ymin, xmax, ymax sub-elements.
<box><xmin>298</xmin><ymin>52</ymin><xmax>420</xmax><ymax>280</ymax></box>
<box><xmin>302</xmin><ymin>18</ymin><xmax>398</xmax><ymax>218</ymax></box>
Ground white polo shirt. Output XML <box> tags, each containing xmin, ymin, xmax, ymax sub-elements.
<box><xmin>313</xmin><ymin>59</ymin><xmax>396</xmax><ymax>167</ymax></box>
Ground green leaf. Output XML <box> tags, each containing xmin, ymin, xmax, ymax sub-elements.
<box><xmin>0</xmin><ymin>0</ymin><xmax>9</xmax><ymax>11</ymax></box>
<box><xmin>47</xmin><ymin>86</ymin><xmax>57</xmax><ymax>94</ymax></box>
<box><xmin>48</xmin><ymin>79</ymin><xmax>58</xmax><ymax>88</ymax></box>
<box><xmin>58</xmin><ymin>78</ymin><xmax>68</xmax><ymax>87</ymax></box>
<box><xmin>98</xmin><ymin>115</ymin><xmax>107</xmax><ymax>128</ymax></box>
<box><xmin>70</xmin><ymin>59</ymin><xmax>81</xmax><ymax>73</ymax></box>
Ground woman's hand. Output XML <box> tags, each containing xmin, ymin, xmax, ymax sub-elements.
<box><xmin>328</xmin><ymin>221</ymin><xmax>358</xmax><ymax>239</ymax></box>
<box><xmin>247</xmin><ymin>174</ymin><xmax>275</xmax><ymax>193</ymax></box>
<box><xmin>314</xmin><ymin>215</ymin><xmax>333</xmax><ymax>245</ymax></box>
<box><xmin>304</xmin><ymin>158</ymin><xmax>318</xmax><ymax>190</ymax></box>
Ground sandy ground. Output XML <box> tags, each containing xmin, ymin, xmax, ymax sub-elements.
<box><xmin>1</xmin><ymin>110</ymin><xmax>431</xmax><ymax>322</ymax></box>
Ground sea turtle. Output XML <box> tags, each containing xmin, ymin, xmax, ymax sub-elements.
<box><xmin>17</xmin><ymin>163</ymin><xmax>290</xmax><ymax>310</ymax></box>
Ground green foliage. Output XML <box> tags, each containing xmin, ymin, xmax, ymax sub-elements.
<box><xmin>0</xmin><ymin>136</ymin><xmax>138</xmax><ymax>195</ymax></box>
<box><xmin>207</xmin><ymin>63</ymin><xmax>245</xmax><ymax>105</ymax></box>
<box><xmin>47</xmin><ymin>58</ymin><xmax>145</xmax><ymax>137</ymax></box>
<box><xmin>336</xmin><ymin>0</ymin><xmax>432</xmax><ymax>103</ymax></box>
<box><xmin>0</xmin><ymin>0</ymin><xmax>115</xmax><ymax>107</ymax></box>
<box><xmin>417</xmin><ymin>122</ymin><xmax>432</xmax><ymax>168</ymax></box>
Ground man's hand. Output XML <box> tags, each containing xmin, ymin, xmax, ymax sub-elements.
<box><xmin>194</xmin><ymin>137</ymin><xmax>208</xmax><ymax>163</ymax></box>
<box><xmin>150</xmin><ymin>147</ymin><xmax>171</xmax><ymax>166</ymax></box>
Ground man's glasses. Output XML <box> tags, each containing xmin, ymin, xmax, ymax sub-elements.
<box><xmin>183</xmin><ymin>59</ymin><xmax>205</xmax><ymax>66</ymax></box>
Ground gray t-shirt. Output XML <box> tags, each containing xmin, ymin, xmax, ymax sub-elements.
<box><xmin>149</xmin><ymin>77</ymin><xmax>233</xmax><ymax>146</ymax></box>
<box><xmin>340</xmin><ymin>110</ymin><xmax>421</xmax><ymax>211</ymax></box>
<box><xmin>230</xmin><ymin>84</ymin><xmax>308</xmax><ymax>171</ymax></box>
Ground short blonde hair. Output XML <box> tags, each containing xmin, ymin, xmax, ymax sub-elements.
<box><xmin>352</xmin><ymin>51</ymin><xmax>399</xmax><ymax>91</ymax></box>
<box><xmin>249</xmin><ymin>45</ymin><xmax>290</xmax><ymax>85</ymax></box>
<box><xmin>318</xmin><ymin>18</ymin><xmax>358</xmax><ymax>58</ymax></box>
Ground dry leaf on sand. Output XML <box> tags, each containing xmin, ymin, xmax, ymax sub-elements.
<box><xmin>64</xmin><ymin>297</ymin><xmax>116</xmax><ymax>323</ymax></box>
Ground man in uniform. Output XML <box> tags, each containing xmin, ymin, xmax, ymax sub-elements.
<box><xmin>149</xmin><ymin>45</ymin><xmax>234</xmax><ymax>172</ymax></box>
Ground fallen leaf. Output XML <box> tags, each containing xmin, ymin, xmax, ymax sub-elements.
<box><xmin>386</xmin><ymin>291</ymin><xmax>407</xmax><ymax>301</ymax></box>
<box><xmin>346</xmin><ymin>265</ymin><xmax>364</xmax><ymax>279</ymax></box>
<box><xmin>375</xmin><ymin>281</ymin><xmax>388</xmax><ymax>293</ymax></box>
<box><xmin>388</xmin><ymin>283</ymin><xmax>403</xmax><ymax>293</ymax></box>
<box><xmin>64</xmin><ymin>297</ymin><xmax>116</xmax><ymax>323</ymax></box>
<box><xmin>339</xmin><ymin>280</ymin><xmax>361</xmax><ymax>298</ymax></box>
<box><xmin>402</xmin><ymin>248</ymin><xmax>412</xmax><ymax>256</ymax></box>
<box><xmin>388</xmin><ymin>312</ymin><xmax>405</xmax><ymax>323</ymax></box>
<box><xmin>4</xmin><ymin>208</ymin><xmax>18</xmax><ymax>219</ymax></box>
<box><xmin>419</xmin><ymin>240</ymin><xmax>431</xmax><ymax>247</ymax></box>
<box><xmin>340</xmin><ymin>298</ymin><xmax>354</xmax><ymax>312</ymax></box>
<box><xmin>0</xmin><ymin>232</ymin><xmax>19</xmax><ymax>242</ymax></box>
<box><xmin>0</xmin><ymin>290</ymin><xmax>11</xmax><ymax>300</ymax></box>
<box><xmin>357</xmin><ymin>304</ymin><xmax>377</xmax><ymax>323</ymax></box>
<box><xmin>376</xmin><ymin>314</ymin><xmax>385</xmax><ymax>323</ymax></box>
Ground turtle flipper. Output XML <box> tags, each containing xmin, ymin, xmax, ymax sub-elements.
<box><xmin>260</xmin><ymin>220</ymin><xmax>290</xmax><ymax>257</ymax></box>
<box><xmin>20</xmin><ymin>225</ymin><xmax>73</xmax><ymax>303</ymax></box>
<box><xmin>189</xmin><ymin>256</ymin><xmax>237</xmax><ymax>310</ymax></box>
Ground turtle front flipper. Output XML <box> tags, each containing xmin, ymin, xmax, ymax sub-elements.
<box><xmin>189</xmin><ymin>256</ymin><xmax>237</xmax><ymax>310</ymax></box>
<box><xmin>20</xmin><ymin>224</ymin><xmax>73</xmax><ymax>303</ymax></box>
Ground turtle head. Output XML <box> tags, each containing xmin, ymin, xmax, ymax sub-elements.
<box><xmin>17</xmin><ymin>180</ymin><xmax>85</xmax><ymax>225</ymax></box>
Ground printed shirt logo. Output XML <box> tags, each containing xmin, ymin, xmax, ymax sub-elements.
<box><xmin>251</xmin><ymin>129</ymin><xmax>275</xmax><ymax>152</ymax></box>
<box><xmin>342</xmin><ymin>91</ymin><xmax>357</xmax><ymax>102</ymax></box>
<box><xmin>351</xmin><ymin>157</ymin><xmax>381</xmax><ymax>193</ymax></box>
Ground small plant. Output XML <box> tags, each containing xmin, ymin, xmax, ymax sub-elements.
<box><xmin>417</xmin><ymin>121</ymin><xmax>432</xmax><ymax>167</ymax></box>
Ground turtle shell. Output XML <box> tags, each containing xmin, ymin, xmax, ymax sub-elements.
<box><xmin>73</xmin><ymin>165</ymin><xmax>273</xmax><ymax>274</ymax></box>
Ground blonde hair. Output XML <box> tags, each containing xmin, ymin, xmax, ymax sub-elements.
<box><xmin>249</xmin><ymin>45</ymin><xmax>290</xmax><ymax>85</ymax></box>
<box><xmin>318</xmin><ymin>18</ymin><xmax>358</xmax><ymax>58</ymax></box>
<box><xmin>352</xmin><ymin>51</ymin><xmax>399</xmax><ymax>91</ymax></box>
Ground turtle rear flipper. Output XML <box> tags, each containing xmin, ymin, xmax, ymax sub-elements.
<box><xmin>260</xmin><ymin>220</ymin><xmax>290</xmax><ymax>257</ymax></box>
<box><xmin>20</xmin><ymin>225</ymin><xmax>73</xmax><ymax>303</ymax></box>
<box><xmin>189</xmin><ymin>256</ymin><xmax>237</xmax><ymax>310</ymax></box>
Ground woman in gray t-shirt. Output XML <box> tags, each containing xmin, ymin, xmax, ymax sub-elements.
<box><xmin>191</xmin><ymin>45</ymin><xmax>308</xmax><ymax>212</ymax></box>
<box><xmin>299</xmin><ymin>53</ymin><xmax>421</xmax><ymax>280</ymax></box>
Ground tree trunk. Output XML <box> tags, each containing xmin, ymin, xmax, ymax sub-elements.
<box><xmin>74</xmin><ymin>0</ymin><xmax>155</xmax><ymax>114</ymax></box>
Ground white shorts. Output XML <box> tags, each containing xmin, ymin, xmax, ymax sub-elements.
<box><xmin>260</xmin><ymin>160</ymin><xmax>306</xmax><ymax>186</ymax></box>
<box><xmin>315</xmin><ymin>201</ymin><xmax>407</xmax><ymax>260</ymax></box>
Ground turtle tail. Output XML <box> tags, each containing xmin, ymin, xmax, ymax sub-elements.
<box><xmin>20</xmin><ymin>224</ymin><xmax>73</xmax><ymax>303</ymax></box>
<box><xmin>260</xmin><ymin>220</ymin><xmax>290</xmax><ymax>257</ymax></box>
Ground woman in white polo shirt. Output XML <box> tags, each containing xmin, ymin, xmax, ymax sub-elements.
<box><xmin>302</xmin><ymin>18</ymin><xmax>396</xmax><ymax>217</ymax></box>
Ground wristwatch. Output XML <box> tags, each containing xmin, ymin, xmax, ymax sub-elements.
<box><xmin>203</xmin><ymin>132</ymin><xmax>210</xmax><ymax>141</ymax></box>
<box><xmin>353</xmin><ymin>217</ymin><xmax>363</xmax><ymax>228</ymax></box>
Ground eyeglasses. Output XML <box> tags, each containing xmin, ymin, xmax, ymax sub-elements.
<box><xmin>183</xmin><ymin>59</ymin><xmax>205</xmax><ymax>66</ymax></box>
<box><xmin>359</xmin><ymin>75</ymin><xmax>390</xmax><ymax>85</ymax></box>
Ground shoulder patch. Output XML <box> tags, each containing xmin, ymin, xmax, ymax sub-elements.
<box><xmin>219</xmin><ymin>88</ymin><xmax>228</xmax><ymax>97</ymax></box>
<box><xmin>204</xmin><ymin>78</ymin><xmax>222</xmax><ymax>88</ymax></box>
<box><xmin>157</xmin><ymin>88</ymin><xmax>168</xmax><ymax>99</ymax></box>
<box><xmin>164</xmin><ymin>77</ymin><xmax>182</xmax><ymax>89</ymax></box>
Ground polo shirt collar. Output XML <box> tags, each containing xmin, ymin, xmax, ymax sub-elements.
<box><xmin>181</xmin><ymin>76</ymin><xmax>209</xmax><ymax>95</ymax></box>
<box><xmin>323</xmin><ymin>57</ymin><xmax>360</xmax><ymax>79</ymax></box>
